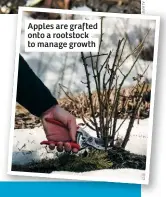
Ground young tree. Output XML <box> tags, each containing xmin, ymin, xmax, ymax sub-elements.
<box><xmin>60</xmin><ymin>17</ymin><xmax>151</xmax><ymax>150</ymax></box>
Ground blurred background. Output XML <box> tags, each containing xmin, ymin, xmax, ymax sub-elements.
<box><xmin>0</xmin><ymin>0</ymin><xmax>141</xmax><ymax>14</ymax></box>
<box><xmin>20</xmin><ymin>11</ymin><xmax>155</xmax><ymax>99</ymax></box>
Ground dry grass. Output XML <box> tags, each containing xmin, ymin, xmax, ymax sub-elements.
<box><xmin>15</xmin><ymin>84</ymin><xmax>151</xmax><ymax>129</ymax></box>
<box><xmin>58</xmin><ymin>84</ymin><xmax>151</xmax><ymax>119</ymax></box>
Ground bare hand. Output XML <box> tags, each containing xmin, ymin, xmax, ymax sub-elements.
<box><xmin>41</xmin><ymin>105</ymin><xmax>78</xmax><ymax>153</ymax></box>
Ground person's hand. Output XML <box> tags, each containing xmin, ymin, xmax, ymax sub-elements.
<box><xmin>41</xmin><ymin>105</ymin><xmax>78</xmax><ymax>153</ymax></box>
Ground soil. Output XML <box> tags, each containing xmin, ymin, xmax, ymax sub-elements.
<box><xmin>108</xmin><ymin>147</ymin><xmax>146</xmax><ymax>170</ymax></box>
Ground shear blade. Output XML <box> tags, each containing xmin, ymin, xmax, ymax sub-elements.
<box><xmin>77</xmin><ymin>127</ymin><xmax>111</xmax><ymax>150</ymax></box>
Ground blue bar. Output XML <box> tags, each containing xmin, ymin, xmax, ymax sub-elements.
<box><xmin>0</xmin><ymin>182</ymin><xmax>141</xmax><ymax>197</ymax></box>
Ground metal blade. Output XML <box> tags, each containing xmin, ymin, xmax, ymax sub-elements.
<box><xmin>76</xmin><ymin>128</ymin><xmax>108</xmax><ymax>150</ymax></box>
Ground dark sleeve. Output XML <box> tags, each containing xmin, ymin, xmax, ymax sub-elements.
<box><xmin>16</xmin><ymin>54</ymin><xmax>58</xmax><ymax>117</ymax></box>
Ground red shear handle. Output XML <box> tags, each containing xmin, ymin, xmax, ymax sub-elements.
<box><xmin>45</xmin><ymin>118</ymin><xmax>64</xmax><ymax>127</ymax></box>
<box><xmin>41</xmin><ymin>118</ymin><xmax>80</xmax><ymax>150</ymax></box>
<box><xmin>45</xmin><ymin>118</ymin><xmax>80</xmax><ymax>129</ymax></box>
<box><xmin>40</xmin><ymin>140</ymin><xmax>80</xmax><ymax>150</ymax></box>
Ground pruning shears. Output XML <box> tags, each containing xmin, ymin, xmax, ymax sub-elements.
<box><xmin>40</xmin><ymin>118</ymin><xmax>106</xmax><ymax>151</ymax></box>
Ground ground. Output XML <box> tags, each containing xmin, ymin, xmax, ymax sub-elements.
<box><xmin>0</xmin><ymin>0</ymin><xmax>141</xmax><ymax>14</ymax></box>
<box><xmin>11</xmin><ymin>116</ymin><xmax>148</xmax><ymax>183</ymax></box>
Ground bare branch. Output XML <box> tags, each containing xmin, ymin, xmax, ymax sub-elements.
<box><xmin>81</xmin><ymin>52</ymin><xmax>100</xmax><ymax>137</ymax></box>
<box><xmin>85</xmin><ymin>53</ymin><xmax>108</xmax><ymax>59</ymax></box>
<box><xmin>59</xmin><ymin>83</ymin><xmax>77</xmax><ymax>103</ymax></box>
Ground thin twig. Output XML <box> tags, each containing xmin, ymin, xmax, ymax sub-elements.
<box><xmin>81</xmin><ymin>52</ymin><xmax>100</xmax><ymax>137</ymax></box>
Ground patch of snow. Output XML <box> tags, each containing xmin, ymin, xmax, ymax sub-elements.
<box><xmin>12</xmin><ymin>118</ymin><xmax>148</xmax><ymax>166</ymax></box>
<box><xmin>77</xmin><ymin>118</ymin><xmax>148</xmax><ymax>155</ymax></box>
